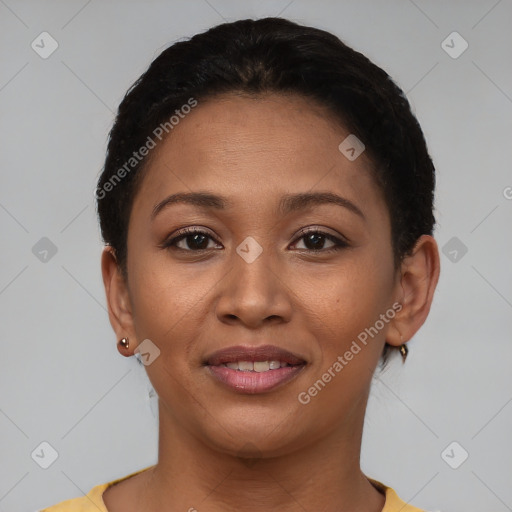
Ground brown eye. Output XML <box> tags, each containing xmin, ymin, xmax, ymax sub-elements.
<box><xmin>164</xmin><ymin>228</ymin><xmax>222</xmax><ymax>251</ymax></box>
<box><xmin>291</xmin><ymin>229</ymin><xmax>348</xmax><ymax>252</ymax></box>
<box><xmin>177</xmin><ymin>233</ymin><xmax>211</xmax><ymax>250</ymax></box>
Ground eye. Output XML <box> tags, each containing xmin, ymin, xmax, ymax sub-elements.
<box><xmin>290</xmin><ymin>228</ymin><xmax>348</xmax><ymax>252</ymax></box>
<box><xmin>161</xmin><ymin>227</ymin><xmax>348</xmax><ymax>253</ymax></box>
<box><xmin>163</xmin><ymin>228</ymin><xmax>222</xmax><ymax>251</ymax></box>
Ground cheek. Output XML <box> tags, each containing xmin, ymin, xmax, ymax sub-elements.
<box><xmin>127</xmin><ymin>260</ymin><xmax>210</xmax><ymax>395</ymax></box>
<box><xmin>131</xmin><ymin>281</ymin><xmax>185</xmax><ymax>335</ymax></box>
<box><xmin>127</xmin><ymin>251</ymin><xmax>219</xmax><ymax>344</ymax></box>
<box><xmin>294</xmin><ymin>262</ymin><xmax>392</xmax><ymax>415</ymax></box>
<box><xmin>295</xmin><ymin>253</ymin><xmax>393</xmax><ymax>358</ymax></box>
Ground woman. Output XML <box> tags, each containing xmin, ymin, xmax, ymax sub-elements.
<box><xmin>41</xmin><ymin>16</ymin><xmax>440</xmax><ymax>512</ymax></box>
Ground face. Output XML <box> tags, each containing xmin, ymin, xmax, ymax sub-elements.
<box><xmin>117</xmin><ymin>93</ymin><xmax>403</xmax><ymax>457</ymax></box>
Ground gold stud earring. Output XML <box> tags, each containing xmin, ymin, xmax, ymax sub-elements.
<box><xmin>399</xmin><ymin>343</ymin><xmax>408</xmax><ymax>363</ymax></box>
<box><xmin>119</xmin><ymin>337</ymin><xmax>129</xmax><ymax>350</ymax></box>
<box><xmin>397</xmin><ymin>332</ymin><xmax>408</xmax><ymax>363</ymax></box>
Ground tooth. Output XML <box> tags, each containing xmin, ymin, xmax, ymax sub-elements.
<box><xmin>254</xmin><ymin>361</ymin><xmax>270</xmax><ymax>372</ymax></box>
<box><xmin>269</xmin><ymin>360</ymin><xmax>281</xmax><ymax>370</ymax></box>
<box><xmin>238</xmin><ymin>361</ymin><xmax>254</xmax><ymax>371</ymax></box>
<box><xmin>226</xmin><ymin>362</ymin><xmax>238</xmax><ymax>370</ymax></box>
<box><xmin>280</xmin><ymin>361</ymin><xmax>289</xmax><ymax>367</ymax></box>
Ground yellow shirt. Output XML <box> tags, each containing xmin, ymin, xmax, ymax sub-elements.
<box><xmin>39</xmin><ymin>465</ymin><xmax>427</xmax><ymax>511</ymax></box>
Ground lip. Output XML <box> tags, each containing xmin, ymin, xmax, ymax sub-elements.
<box><xmin>204</xmin><ymin>344</ymin><xmax>307</xmax><ymax>395</ymax></box>
<box><xmin>205</xmin><ymin>344</ymin><xmax>306</xmax><ymax>366</ymax></box>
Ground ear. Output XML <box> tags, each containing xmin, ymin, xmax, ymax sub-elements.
<box><xmin>101</xmin><ymin>246</ymin><xmax>136</xmax><ymax>355</ymax></box>
<box><xmin>386</xmin><ymin>235</ymin><xmax>441</xmax><ymax>347</ymax></box>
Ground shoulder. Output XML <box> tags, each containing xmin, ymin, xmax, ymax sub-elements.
<box><xmin>38</xmin><ymin>482</ymin><xmax>110</xmax><ymax>511</ymax></box>
<box><xmin>38</xmin><ymin>465</ymin><xmax>156</xmax><ymax>512</ymax></box>
<box><xmin>368</xmin><ymin>478</ymin><xmax>439</xmax><ymax>512</ymax></box>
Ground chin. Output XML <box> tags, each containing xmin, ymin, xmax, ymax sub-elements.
<box><xmin>196</xmin><ymin>408</ymin><xmax>309</xmax><ymax>460</ymax></box>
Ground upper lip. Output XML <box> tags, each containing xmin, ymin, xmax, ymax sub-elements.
<box><xmin>205</xmin><ymin>344</ymin><xmax>306</xmax><ymax>366</ymax></box>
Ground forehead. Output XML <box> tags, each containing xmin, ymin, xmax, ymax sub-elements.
<box><xmin>133</xmin><ymin>92</ymin><xmax>385</xmax><ymax>218</ymax></box>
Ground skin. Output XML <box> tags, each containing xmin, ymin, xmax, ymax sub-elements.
<box><xmin>101</xmin><ymin>92</ymin><xmax>440</xmax><ymax>512</ymax></box>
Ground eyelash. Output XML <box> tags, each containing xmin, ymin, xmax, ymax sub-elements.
<box><xmin>161</xmin><ymin>227</ymin><xmax>349</xmax><ymax>253</ymax></box>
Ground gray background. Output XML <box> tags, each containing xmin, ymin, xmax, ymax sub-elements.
<box><xmin>1</xmin><ymin>0</ymin><xmax>511</xmax><ymax>511</ymax></box>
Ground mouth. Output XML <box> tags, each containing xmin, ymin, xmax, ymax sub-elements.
<box><xmin>204</xmin><ymin>344</ymin><xmax>307</xmax><ymax>395</ymax></box>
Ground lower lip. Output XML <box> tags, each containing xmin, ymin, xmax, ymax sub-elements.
<box><xmin>206</xmin><ymin>365</ymin><xmax>305</xmax><ymax>394</ymax></box>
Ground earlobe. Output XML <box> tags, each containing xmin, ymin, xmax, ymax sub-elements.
<box><xmin>387</xmin><ymin>235</ymin><xmax>440</xmax><ymax>347</ymax></box>
<box><xmin>101</xmin><ymin>247</ymin><xmax>136</xmax><ymax>353</ymax></box>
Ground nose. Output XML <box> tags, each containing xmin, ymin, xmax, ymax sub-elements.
<box><xmin>214</xmin><ymin>246</ymin><xmax>293</xmax><ymax>329</ymax></box>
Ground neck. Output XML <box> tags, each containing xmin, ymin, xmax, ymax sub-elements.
<box><xmin>138</xmin><ymin>399</ymin><xmax>385</xmax><ymax>512</ymax></box>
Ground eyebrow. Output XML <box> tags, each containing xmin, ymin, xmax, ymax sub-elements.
<box><xmin>151</xmin><ymin>192</ymin><xmax>230</xmax><ymax>219</ymax></box>
<box><xmin>151</xmin><ymin>191</ymin><xmax>365</xmax><ymax>221</ymax></box>
<box><xmin>278</xmin><ymin>192</ymin><xmax>365</xmax><ymax>220</ymax></box>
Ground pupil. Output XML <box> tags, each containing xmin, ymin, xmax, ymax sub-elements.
<box><xmin>188</xmin><ymin>234</ymin><xmax>208</xmax><ymax>249</ymax></box>
<box><xmin>305</xmin><ymin>233</ymin><xmax>324</xmax><ymax>250</ymax></box>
